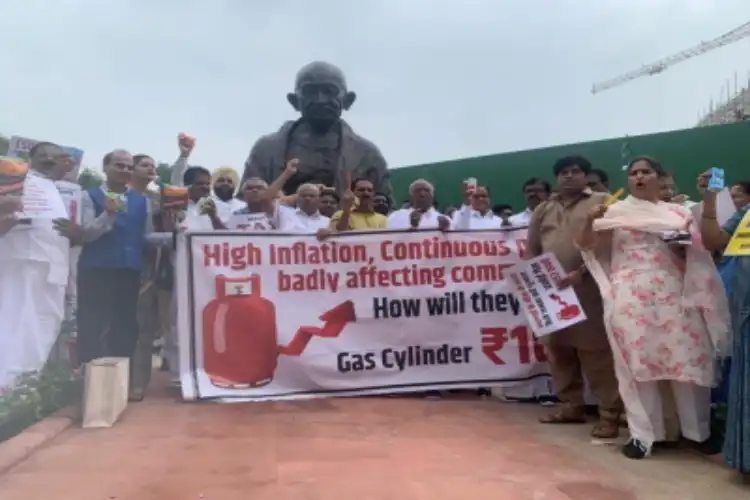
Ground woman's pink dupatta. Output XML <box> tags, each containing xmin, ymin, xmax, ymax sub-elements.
<box><xmin>579</xmin><ymin>196</ymin><xmax>731</xmax><ymax>447</ymax></box>
<box><xmin>581</xmin><ymin>195</ymin><xmax>731</xmax><ymax>359</ymax></box>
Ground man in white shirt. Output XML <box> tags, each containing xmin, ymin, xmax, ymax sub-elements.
<box><xmin>211</xmin><ymin>167</ymin><xmax>245</xmax><ymax>223</ymax></box>
<box><xmin>386</xmin><ymin>179</ymin><xmax>450</xmax><ymax>400</ymax></box>
<box><xmin>387</xmin><ymin>179</ymin><xmax>450</xmax><ymax>231</ymax></box>
<box><xmin>450</xmin><ymin>181</ymin><xmax>473</xmax><ymax>225</ymax></box>
<box><xmin>164</xmin><ymin>145</ymin><xmax>215</xmax><ymax>385</ymax></box>
<box><xmin>0</xmin><ymin>143</ymin><xmax>74</xmax><ymax>387</ymax></box>
<box><xmin>210</xmin><ymin>160</ymin><xmax>298</xmax><ymax>232</ymax></box>
<box><xmin>169</xmin><ymin>138</ymin><xmax>214</xmax><ymax>231</ymax></box>
<box><xmin>454</xmin><ymin>186</ymin><xmax>503</xmax><ymax>230</ymax></box>
<box><xmin>508</xmin><ymin>178</ymin><xmax>551</xmax><ymax>227</ymax></box>
<box><xmin>281</xmin><ymin>183</ymin><xmax>330</xmax><ymax>233</ymax></box>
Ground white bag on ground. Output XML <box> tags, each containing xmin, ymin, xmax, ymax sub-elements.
<box><xmin>82</xmin><ymin>357</ymin><xmax>129</xmax><ymax>429</ymax></box>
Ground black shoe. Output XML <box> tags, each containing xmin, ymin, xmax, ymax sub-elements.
<box><xmin>690</xmin><ymin>434</ymin><xmax>723</xmax><ymax>455</ymax></box>
<box><xmin>622</xmin><ymin>438</ymin><xmax>650</xmax><ymax>459</ymax></box>
<box><xmin>653</xmin><ymin>440</ymin><xmax>681</xmax><ymax>450</ymax></box>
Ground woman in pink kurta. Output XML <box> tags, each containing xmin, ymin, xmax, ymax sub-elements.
<box><xmin>576</xmin><ymin>156</ymin><xmax>731</xmax><ymax>460</ymax></box>
<box><xmin>608</xmin><ymin>224</ymin><xmax>715</xmax><ymax>387</ymax></box>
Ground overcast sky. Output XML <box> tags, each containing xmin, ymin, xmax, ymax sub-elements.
<box><xmin>1</xmin><ymin>0</ymin><xmax>748</xmax><ymax>171</ymax></box>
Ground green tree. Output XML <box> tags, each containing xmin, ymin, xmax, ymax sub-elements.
<box><xmin>156</xmin><ymin>162</ymin><xmax>172</xmax><ymax>183</ymax></box>
<box><xmin>77</xmin><ymin>167</ymin><xmax>104</xmax><ymax>190</ymax></box>
<box><xmin>0</xmin><ymin>135</ymin><xmax>9</xmax><ymax>156</ymax></box>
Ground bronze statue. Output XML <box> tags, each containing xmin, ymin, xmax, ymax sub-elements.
<box><xmin>242</xmin><ymin>61</ymin><xmax>391</xmax><ymax>202</ymax></box>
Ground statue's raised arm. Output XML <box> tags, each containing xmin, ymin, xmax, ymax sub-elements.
<box><xmin>241</xmin><ymin>61</ymin><xmax>391</xmax><ymax>204</ymax></box>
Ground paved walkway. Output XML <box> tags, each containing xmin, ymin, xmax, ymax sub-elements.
<box><xmin>0</xmin><ymin>375</ymin><xmax>747</xmax><ymax>499</ymax></box>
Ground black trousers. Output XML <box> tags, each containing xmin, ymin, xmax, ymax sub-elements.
<box><xmin>77</xmin><ymin>267</ymin><xmax>142</xmax><ymax>365</ymax></box>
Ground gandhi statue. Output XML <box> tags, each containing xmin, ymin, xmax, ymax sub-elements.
<box><xmin>241</xmin><ymin>61</ymin><xmax>391</xmax><ymax>202</ymax></box>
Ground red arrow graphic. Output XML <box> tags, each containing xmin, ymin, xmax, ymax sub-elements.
<box><xmin>278</xmin><ymin>300</ymin><xmax>357</xmax><ymax>356</ymax></box>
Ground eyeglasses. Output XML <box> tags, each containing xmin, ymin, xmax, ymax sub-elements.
<box><xmin>110</xmin><ymin>162</ymin><xmax>134</xmax><ymax>171</ymax></box>
<box><xmin>299</xmin><ymin>83</ymin><xmax>340</xmax><ymax>99</ymax></box>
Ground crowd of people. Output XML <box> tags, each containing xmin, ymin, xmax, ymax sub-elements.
<box><xmin>0</xmin><ymin>135</ymin><xmax>748</xmax><ymax>478</ymax></box>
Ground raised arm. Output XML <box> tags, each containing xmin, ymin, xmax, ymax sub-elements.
<box><xmin>575</xmin><ymin>203</ymin><xmax>608</xmax><ymax>250</ymax></box>
<box><xmin>170</xmin><ymin>134</ymin><xmax>194</xmax><ymax>187</ymax></box>
<box><xmin>261</xmin><ymin>159</ymin><xmax>298</xmax><ymax>203</ymax></box>
<box><xmin>700</xmin><ymin>190</ymin><xmax>735</xmax><ymax>251</ymax></box>
<box><xmin>334</xmin><ymin>189</ymin><xmax>357</xmax><ymax>231</ymax></box>
<box><xmin>170</xmin><ymin>156</ymin><xmax>189</xmax><ymax>187</ymax></box>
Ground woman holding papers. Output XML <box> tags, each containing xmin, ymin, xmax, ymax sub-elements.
<box><xmin>699</xmin><ymin>174</ymin><xmax>750</xmax><ymax>477</ymax></box>
<box><xmin>576</xmin><ymin>156</ymin><xmax>730</xmax><ymax>460</ymax></box>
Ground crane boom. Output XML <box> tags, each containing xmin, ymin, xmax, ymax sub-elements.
<box><xmin>592</xmin><ymin>21</ymin><xmax>750</xmax><ymax>95</ymax></box>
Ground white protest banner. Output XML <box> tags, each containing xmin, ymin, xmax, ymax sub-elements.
<box><xmin>506</xmin><ymin>253</ymin><xmax>586</xmax><ymax>337</ymax></box>
<box><xmin>7</xmin><ymin>135</ymin><xmax>85</xmax><ymax>183</ymax></box>
<box><xmin>177</xmin><ymin>228</ymin><xmax>552</xmax><ymax>402</ymax></box>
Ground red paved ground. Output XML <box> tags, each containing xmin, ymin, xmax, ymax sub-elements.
<box><xmin>0</xmin><ymin>375</ymin><xmax>747</xmax><ymax>499</ymax></box>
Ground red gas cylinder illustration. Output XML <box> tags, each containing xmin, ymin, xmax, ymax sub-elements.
<box><xmin>202</xmin><ymin>274</ymin><xmax>356</xmax><ymax>390</ymax></box>
<box><xmin>203</xmin><ymin>275</ymin><xmax>279</xmax><ymax>388</ymax></box>
<box><xmin>549</xmin><ymin>293</ymin><xmax>582</xmax><ymax>321</ymax></box>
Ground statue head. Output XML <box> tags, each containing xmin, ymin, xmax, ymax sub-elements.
<box><xmin>287</xmin><ymin>61</ymin><xmax>356</xmax><ymax>130</ymax></box>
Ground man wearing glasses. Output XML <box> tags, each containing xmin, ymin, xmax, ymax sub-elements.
<box><xmin>71</xmin><ymin>150</ymin><xmax>171</xmax><ymax>396</ymax></box>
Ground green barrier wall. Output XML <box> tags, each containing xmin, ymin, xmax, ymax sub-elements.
<box><xmin>390</xmin><ymin>121</ymin><xmax>750</xmax><ymax>211</ymax></box>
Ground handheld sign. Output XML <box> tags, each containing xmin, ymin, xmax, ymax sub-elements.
<box><xmin>724</xmin><ymin>210</ymin><xmax>750</xmax><ymax>256</ymax></box>
<box><xmin>507</xmin><ymin>253</ymin><xmax>587</xmax><ymax>337</ymax></box>
<box><xmin>708</xmin><ymin>168</ymin><xmax>725</xmax><ymax>191</ymax></box>
<box><xmin>605</xmin><ymin>188</ymin><xmax>624</xmax><ymax>207</ymax></box>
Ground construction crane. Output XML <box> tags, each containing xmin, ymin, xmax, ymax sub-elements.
<box><xmin>592</xmin><ymin>21</ymin><xmax>750</xmax><ymax>95</ymax></box>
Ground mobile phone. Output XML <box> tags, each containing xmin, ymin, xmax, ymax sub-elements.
<box><xmin>465</xmin><ymin>177</ymin><xmax>478</xmax><ymax>193</ymax></box>
<box><xmin>708</xmin><ymin>168</ymin><xmax>725</xmax><ymax>191</ymax></box>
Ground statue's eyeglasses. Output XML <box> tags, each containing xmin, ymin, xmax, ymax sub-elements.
<box><xmin>299</xmin><ymin>83</ymin><xmax>340</xmax><ymax>99</ymax></box>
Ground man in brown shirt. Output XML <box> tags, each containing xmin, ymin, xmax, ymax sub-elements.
<box><xmin>527</xmin><ymin>155</ymin><xmax>621</xmax><ymax>439</ymax></box>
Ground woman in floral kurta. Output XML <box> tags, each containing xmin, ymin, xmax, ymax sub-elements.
<box><xmin>577</xmin><ymin>157</ymin><xmax>730</xmax><ymax>460</ymax></box>
<box><xmin>608</xmin><ymin>225</ymin><xmax>715</xmax><ymax>386</ymax></box>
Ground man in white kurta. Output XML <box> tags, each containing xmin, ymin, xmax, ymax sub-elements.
<box><xmin>0</xmin><ymin>143</ymin><xmax>72</xmax><ymax>387</ymax></box>
<box><xmin>387</xmin><ymin>180</ymin><xmax>451</xmax><ymax>399</ymax></box>
<box><xmin>387</xmin><ymin>179</ymin><xmax>450</xmax><ymax>231</ymax></box>
<box><xmin>280</xmin><ymin>184</ymin><xmax>330</xmax><ymax>233</ymax></box>
<box><xmin>211</xmin><ymin>166</ymin><xmax>246</xmax><ymax>224</ymax></box>
<box><xmin>165</xmin><ymin>148</ymin><xmax>214</xmax><ymax>385</ymax></box>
